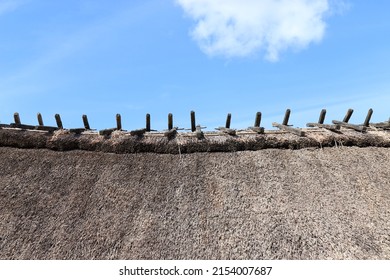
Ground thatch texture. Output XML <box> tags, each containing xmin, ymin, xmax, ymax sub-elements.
<box><xmin>1</xmin><ymin>146</ymin><xmax>389</xmax><ymax>259</ymax></box>
<box><xmin>0</xmin><ymin>127</ymin><xmax>389</xmax><ymax>154</ymax></box>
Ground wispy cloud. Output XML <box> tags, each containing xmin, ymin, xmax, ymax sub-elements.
<box><xmin>0</xmin><ymin>0</ymin><xmax>26</xmax><ymax>15</ymax></box>
<box><xmin>0</xmin><ymin>2</ymin><xmax>153</xmax><ymax>98</ymax></box>
<box><xmin>176</xmin><ymin>0</ymin><xmax>342</xmax><ymax>61</ymax></box>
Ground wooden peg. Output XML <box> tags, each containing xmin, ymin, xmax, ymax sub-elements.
<box><xmin>168</xmin><ymin>113</ymin><xmax>173</xmax><ymax>130</ymax></box>
<box><xmin>146</xmin><ymin>113</ymin><xmax>151</xmax><ymax>132</ymax></box>
<box><xmin>190</xmin><ymin>111</ymin><xmax>196</xmax><ymax>132</ymax></box>
<box><xmin>37</xmin><ymin>113</ymin><xmax>44</xmax><ymax>126</ymax></box>
<box><xmin>363</xmin><ymin>108</ymin><xmax>373</xmax><ymax>127</ymax></box>
<box><xmin>282</xmin><ymin>109</ymin><xmax>291</xmax><ymax>126</ymax></box>
<box><xmin>254</xmin><ymin>112</ymin><xmax>262</xmax><ymax>127</ymax></box>
<box><xmin>55</xmin><ymin>114</ymin><xmax>63</xmax><ymax>129</ymax></box>
<box><xmin>343</xmin><ymin>109</ymin><xmax>354</xmax><ymax>123</ymax></box>
<box><xmin>318</xmin><ymin>109</ymin><xmax>326</xmax><ymax>124</ymax></box>
<box><xmin>14</xmin><ymin>113</ymin><xmax>21</xmax><ymax>125</ymax></box>
<box><xmin>225</xmin><ymin>113</ymin><xmax>231</xmax><ymax>128</ymax></box>
<box><xmin>116</xmin><ymin>114</ymin><xmax>122</xmax><ymax>130</ymax></box>
<box><xmin>82</xmin><ymin>115</ymin><xmax>90</xmax><ymax>130</ymax></box>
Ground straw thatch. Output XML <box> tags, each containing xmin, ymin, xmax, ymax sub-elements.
<box><xmin>0</xmin><ymin>127</ymin><xmax>389</xmax><ymax>154</ymax></box>
<box><xmin>1</xmin><ymin>145</ymin><xmax>389</xmax><ymax>259</ymax></box>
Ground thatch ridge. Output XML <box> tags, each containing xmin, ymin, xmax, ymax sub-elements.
<box><xmin>0</xmin><ymin>127</ymin><xmax>389</xmax><ymax>154</ymax></box>
<box><xmin>1</xmin><ymin>146</ymin><xmax>389</xmax><ymax>259</ymax></box>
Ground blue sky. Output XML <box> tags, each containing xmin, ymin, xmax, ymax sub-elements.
<box><xmin>0</xmin><ymin>0</ymin><xmax>389</xmax><ymax>131</ymax></box>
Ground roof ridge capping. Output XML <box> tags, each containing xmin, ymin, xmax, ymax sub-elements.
<box><xmin>0</xmin><ymin>108</ymin><xmax>389</xmax><ymax>153</ymax></box>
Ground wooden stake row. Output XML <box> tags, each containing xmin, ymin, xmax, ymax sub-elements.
<box><xmin>1</xmin><ymin>109</ymin><xmax>388</xmax><ymax>138</ymax></box>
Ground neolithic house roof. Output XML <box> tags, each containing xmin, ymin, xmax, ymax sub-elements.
<box><xmin>1</xmin><ymin>110</ymin><xmax>389</xmax><ymax>259</ymax></box>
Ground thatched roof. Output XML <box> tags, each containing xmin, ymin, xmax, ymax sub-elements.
<box><xmin>0</xmin><ymin>126</ymin><xmax>389</xmax><ymax>153</ymax></box>
<box><xmin>1</xmin><ymin>145</ymin><xmax>389</xmax><ymax>259</ymax></box>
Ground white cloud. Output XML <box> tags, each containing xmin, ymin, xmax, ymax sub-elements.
<box><xmin>176</xmin><ymin>0</ymin><xmax>338</xmax><ymax>61</ymax></box>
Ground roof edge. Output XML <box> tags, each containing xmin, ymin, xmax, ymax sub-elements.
<box><xmin>0</xmin><ymin>127</ymin><xmax>389</xmax><ymax>154</ymax></box>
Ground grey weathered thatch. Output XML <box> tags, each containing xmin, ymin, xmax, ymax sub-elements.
<box><xmin>1</xmin><ymin>141</ymin><xmax>390</xmax><ymax>259</ymax></box>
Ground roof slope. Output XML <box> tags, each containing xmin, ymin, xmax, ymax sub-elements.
<box><xmin>1</xmin><ymin>146</ymin><xmax>389</xmax><ymax>259</ymax></box>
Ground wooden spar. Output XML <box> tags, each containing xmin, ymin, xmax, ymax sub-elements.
<box><xmin>343</xmin><ymin>109</ymin><xmax>354</xmax><ymax>123</ymax></box>
<box><xmin>248</xmin><ymin>126</ymin><xmax>265</xmax><ymax>133</ymax></box>
<box><xmin>332</xmin><ymin>120</ymin><xmax>366</xmax><ymax>132</ymax></box>
<box><xmin>55</xmin><ymin>114</ymin><xmax>63</xmax><ymax>129</ymax></box>
<box><xmin>10</xmin><ymin>123</ymin><xmax>36</xmax><ymax>130</ymax></box>
<box><xmin>116</xmin><ymin>114</ymin><xmax>122</xmax><ymax>130</ymax></box>
<box><xmin>0</xmin><ymin>124</ymin><xmax>11</xmax><ymax>128</ymax></box>
<box><xmin>168</xmin><ymin>113</ymin><xmax>173</xmax><ymax>130</ymax></box>
<box><xmin>191</xmin><ymin>111</ymin><xmax>196</xmax><ymax>132</ymax></box>
<box><xmin>130</xmin><ymin>128</ymin><xmax>147</xmax><ymax>136</ymax></box>
<box><xmin>272</xmin><ymin>122</ymin><xmax>305</xmax><ymax>137</ymax></box>
<box><xmin>146</xmin><ymin>114</ymin><xmax>151</xmax><ymax>132</ymax></box>
<box><xmin>82</xmin><ymin>115</ymin><xmax>91</xmax><ymax>130</ymax></box>
<box><xmin>225</xmin><ymin>113</ymin><xmax>231</xmax><ymax>128</ymax></box>
<box><xmin>216</xmin><ymin>127</ymin><xmax>236</xmax><ymax>136</ymax></box>
<box><xmin>69</xmin><ymin>128</ymin><xmax>86</xmax><ymax>134</ymax></box>
<box><xmin>363</xmin><ymin>108</ymin><xmax>373</xmax><ymax>127</ymax></box>
<box><xmin>35</xmin><ymin>125</ymin><xmax>59</xmax><ymax>132</ymax></box>
<box><xmin>306</xmin><ymin>123</ymin><xmax>340</xmax><ymax>131</ymax></box>
<box><xmin>99</xmin><ymin>128</ymin><xmax>116</xmax><ymax>136</ymax></box>
<box><xmin>37</xmin><ymin>113</ymin><xmax>44</xmax><ymax>126</ymax></box>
